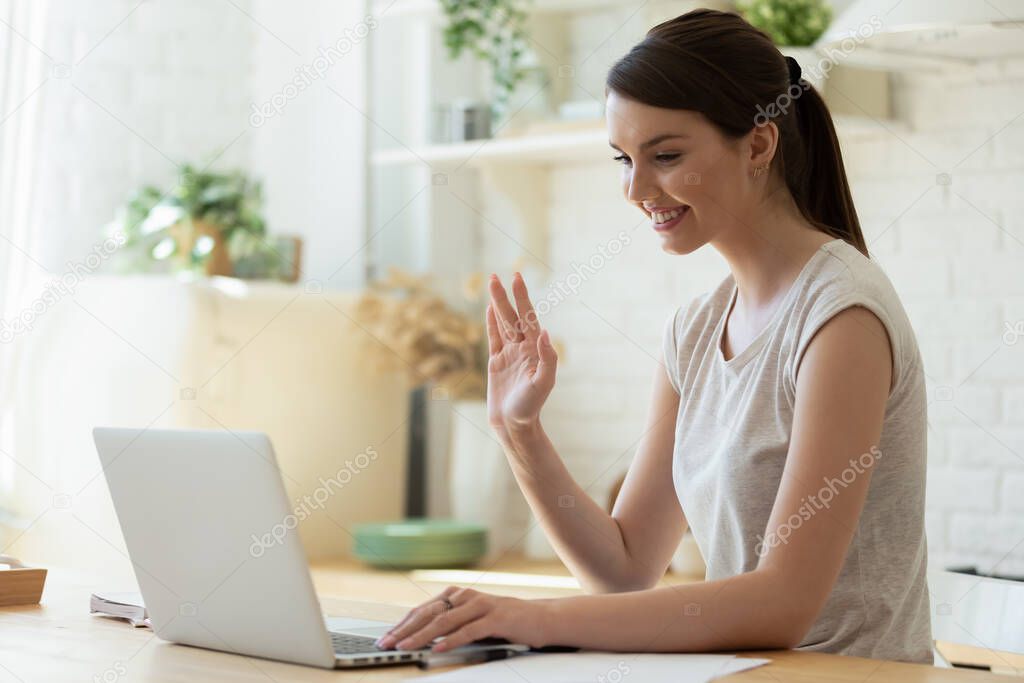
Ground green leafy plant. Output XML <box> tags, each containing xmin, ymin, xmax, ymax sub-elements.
<box><xmin>107</xmin><ymin>165</ymin><xmax>285</xmax><ymax>277</ymax></box>
<box><xmin>439</xmin><ymin>0</ymin><xmax>531</xmax><ymax>120</ymax></box>
<box><xmin>737</xmin><ymin>0</ymin><xmax>832</xmax><ymax>47</ymax></box>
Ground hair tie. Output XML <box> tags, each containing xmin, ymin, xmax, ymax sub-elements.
<box><xmin>785</xmin><ymin>55</ymin><xmax>802</xmax><ymax>85</ymax></box>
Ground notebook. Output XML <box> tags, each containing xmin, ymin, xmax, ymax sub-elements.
<box><xmin>90</xmin><ymin>591</ymin><xmax>150</xmax><ymax>628</ymax></box>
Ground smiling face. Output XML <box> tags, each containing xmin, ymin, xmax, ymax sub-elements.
<box><xmin>606</xmin><ymin>90</ymin><xmax>771</xmax><ymax>255</ymax></box>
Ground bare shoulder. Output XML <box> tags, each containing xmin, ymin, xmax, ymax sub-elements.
<box><xmin>799</xmin><ymin>304</ymin><xmax>893</xmax><ymax>398</ymax></box>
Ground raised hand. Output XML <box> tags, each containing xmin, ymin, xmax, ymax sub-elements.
<box><xmin>485</xmin><ymin>272</ymin><xmax>557</xmax><ymax>445</ymax></box>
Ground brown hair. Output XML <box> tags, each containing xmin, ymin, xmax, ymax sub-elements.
<box><xmin>606</xmin><ymin>8</ymin><xmax>868</xmax><ymax>257</ymax></box>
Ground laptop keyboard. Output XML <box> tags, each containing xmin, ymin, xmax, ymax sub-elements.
<box><xmin>329</xmin><ymin>632</ymin><xmax>386</xmax><ymax>654</ymax></box>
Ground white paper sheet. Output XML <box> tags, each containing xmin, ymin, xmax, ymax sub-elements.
<box><xmin>409</xmin><ymin>651</ymin><xmax>770</xmax><ymax>682</ymax></box>
<box><xmin>712</xmin><ymin>656</ymin><xmax>772</xmax><ymax>678</ymax></box>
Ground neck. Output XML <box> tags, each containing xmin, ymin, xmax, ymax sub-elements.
<box><xmin>711</xmin><ymin>189</ymin><xmax>831</xmax><ymax>312</ymax></box>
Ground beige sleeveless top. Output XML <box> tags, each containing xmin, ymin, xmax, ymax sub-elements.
<box><xmin>663</xmin><ymin>238</ymin><xmax>933</xmax><ymax>664</ymax></box>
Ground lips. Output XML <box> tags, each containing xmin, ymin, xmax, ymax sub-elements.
<box><xmin>651</xmin><ymin>205</ymin><xmax>689</xmax><ymax>231</ymax></box>
<box><xmin>646</xmin><ymin>204</ymin><xmax>689</xmax><ymax>223</ymax></box>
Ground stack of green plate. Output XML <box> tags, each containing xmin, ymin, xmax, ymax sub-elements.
<box><xmin>352</xmin><ymin>519</ymin><xmax>488</xmax><ymax>569</ymax></box>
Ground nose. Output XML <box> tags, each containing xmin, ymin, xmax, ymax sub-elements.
<box><xmin>625</xmin><ymin>164</ymin><xmax>659</xmax><ymax>205</ymax></box>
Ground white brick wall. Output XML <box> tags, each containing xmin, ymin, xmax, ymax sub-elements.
<box><xmin>482</xmin><ymin>60</ymin><xmax>1024</xmax><ymax>572</ymax></box>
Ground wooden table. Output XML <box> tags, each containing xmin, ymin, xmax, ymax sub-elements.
<box><xmin>0</xmin><ymin>556</ymin><xmax>1015</xmax><ymax>682</ymax></box>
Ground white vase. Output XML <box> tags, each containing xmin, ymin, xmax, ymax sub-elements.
<box><xmin>670</xmin><ymin>531</ymin><xmax>706</xmax><ymax>579</ymax></box>
<box><xmin>448</xmin><ymin>400</ymin><xmax>513</xmax><ymax>561</ymax></box>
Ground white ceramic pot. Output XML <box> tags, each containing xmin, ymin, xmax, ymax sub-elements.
<box><xmin>670</xmin><ymin>531</ymin><xmax>706</xmax><ymax>579</ymax></box>
<box><xmin>448</xmin><ymin>400</ymin><xmax>513</xmax><ymax>560</ymax></box>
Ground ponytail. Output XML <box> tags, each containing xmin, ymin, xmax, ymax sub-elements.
<box><xmin>786</xmin><ymin>81</ymin><xmax>868</xmax><ymax>257</ymax></box>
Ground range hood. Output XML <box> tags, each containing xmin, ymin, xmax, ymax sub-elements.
<box><xmin>815</xmin><ymin>0</ymin><xmax>1024</xmax><ymax>69</ymax></box>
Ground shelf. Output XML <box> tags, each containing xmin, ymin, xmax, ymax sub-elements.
<box><xmin>370</xmin><ymin>115</ymin><xmax>904</xmax><ymax>169</ymax></box>
<box><xmin>374</xmin><ymin>0</ymin><xmax>638</xmax><ymax>19</ymax></box>
<box><xmin>372</xmin><ymin>123</ymin><xmax>610</xmax><ymax>168</ymax></box>
<box><xmin>817</xmin><ymin>3</ymin><xmax>1024</xmax><ymax>72</ymax></box>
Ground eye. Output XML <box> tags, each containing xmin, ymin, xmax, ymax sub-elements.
<box><xmin>612</xmin><ymin>154</ymin><xmax>632</xmax><ymax>167</ymax></box>
<box><xmin>656</xmin><ymin>153</ymin><xmax>681</xmax><ymax>163</ymax></box>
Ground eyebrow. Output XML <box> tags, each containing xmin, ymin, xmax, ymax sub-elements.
<box><xmin>608</xmin><ymin>133</ymin><xmax>689</xmax><ymax>152</ymax></box>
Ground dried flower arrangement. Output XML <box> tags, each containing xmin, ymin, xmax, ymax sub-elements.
<box><xmin>353</xmin><ymin>266</ymin><xmax>566</xmax><ymax>402</ymax></box>
<box><xmin>352</xmin><ymin>268</ymin><xmax>490</xmax><ymax>401</ymax></box>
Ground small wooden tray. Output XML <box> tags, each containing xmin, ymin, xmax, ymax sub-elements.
<box><xmin>0</xmin><ymin>567</ymin><xmax>47</xmax><ymax>607</ymax></box>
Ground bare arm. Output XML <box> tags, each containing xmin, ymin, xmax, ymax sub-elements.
<box><xmin>485</xmin><ymin>273</ymin><xmax>687</xmax><ymax>594</ymax></box>
<box><xmin>503</xmin><ymin>359</ymin><xmax>687</xmax><ymax>593</ymax></box>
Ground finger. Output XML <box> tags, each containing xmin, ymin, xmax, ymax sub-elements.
<box><xmin>485</xmin><ymin>303</ymin><xmax>504</xmax><ymax>356</ymax></box>
<box><xmin>432</xmin><ymin>618</ymin><xmax>490</xmax><ymax>653</ymax></box>
<box><xmin>380</xmin><ymin>602</ymin><xmax>447</xmax><ymax>649</ymax></box>
<box><xmin>383</xmin><ymin>587</ymin><xmax>458</xmax><ymax>640</ymax></box>
<box><xmin>533</xmin><ymin>329</ymin><xmax>558</xmax><ymax>392</ymax></box>
<box><xmin>387</xmin><ymin>587</ymin><xmax>456</xmax><ymax>634</ymax></box>
<box><xmin>489</xmin><ymin>275</ymin><xmax>524</xmax><ymax>342</ymax></box>
<box><xmin>396</xmin><ymin>600</ymin><xmax>487</xmax><ymax>651</ymax></box>
<box><xmin>385</xmin><ymin>588</ymin><xmax>475</xmax><ymax>649</ymax></box>
<box><xmin>511</xmin><ymin>272</ymin><xmax>540</xmax><ymax>343</ymax></box>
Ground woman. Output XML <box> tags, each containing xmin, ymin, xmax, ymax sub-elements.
<box><xmin>376</xmin><ymin>8</ymin><xmax>932</xmax><ymax>664</ymax></box>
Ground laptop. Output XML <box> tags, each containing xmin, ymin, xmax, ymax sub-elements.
<box><xmin>92</xmin><ymin>427</ymin><xmax>531</xmax><ymax>669</ymax></box>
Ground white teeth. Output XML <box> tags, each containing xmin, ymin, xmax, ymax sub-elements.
<box><xmin>653</xmin><ymin>207</ymin><xmax>686</xmax><ymax>223</ymax></box>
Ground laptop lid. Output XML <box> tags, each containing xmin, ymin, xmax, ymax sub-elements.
<box><xmin>93</xmin><ymin>427</ymin><xmax>337</xmax><ymax>669</ymax></box>
<box><xmin>929</xmin><ymin>569</ymin><xmax>1024</xmax><ymax>656</ymax></box>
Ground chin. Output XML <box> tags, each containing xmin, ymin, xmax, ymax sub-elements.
<box><xmin>659</xmin><ymin>233</ymin><xmax>704</xmax><ymax>256</ymax></box>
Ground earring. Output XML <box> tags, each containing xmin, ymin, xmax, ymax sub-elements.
<box><xmin>753</xmin><ymin>164</ymin><xmax>770</xmax><ymax>178</ymax></box>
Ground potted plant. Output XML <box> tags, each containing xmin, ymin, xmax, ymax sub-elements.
<box><xmin>439</xmin><ymin>0</ymin><xmax>532</xmax><ymax>124</ymax></box>
<box><xmin>737</xmin><ymin>0</ymin><xmax>833</xmax><ymax>91</ymax></box>
<box><xmin>353</xmin><ymin>267</ymin><xmax>488</xmax><ymax>523</ymax></box>
<box><xmin>107</xmin><ymin>165</ymin><xmax>287</xmax><ymax>278</ymax></box>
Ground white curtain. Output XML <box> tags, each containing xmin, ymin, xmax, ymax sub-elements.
<box><xmin>0</xmin><ymin>0</ymin><xmax>53</xmax><ymax>530</ymax></box>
